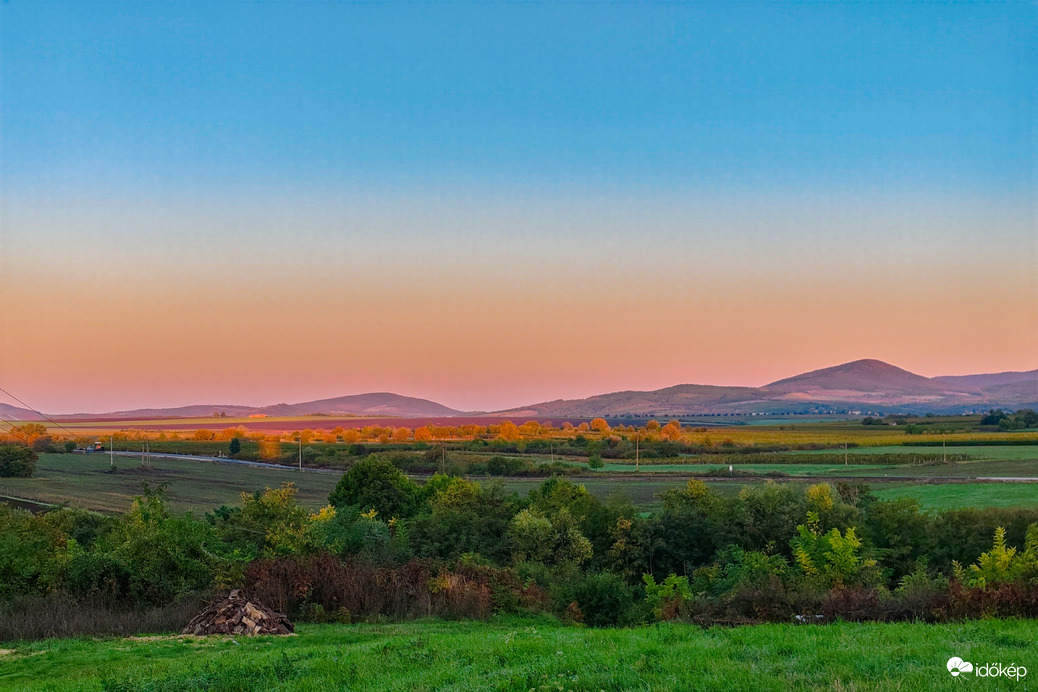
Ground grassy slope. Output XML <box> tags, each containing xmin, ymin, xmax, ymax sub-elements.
<box><xmin>0</xmin><ymin>454</ymin><xmax>341</xmax><ymax>514</ymax></box>
<box><xmin>1</xmin><ymin>619</ymin><xmax>1034</xmax><ymax>691</ymax></box>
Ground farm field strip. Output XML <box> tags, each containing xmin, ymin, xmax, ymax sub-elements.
<box><xmin>6</xmin><ymin>451</ymin><xmax>1038</xmax><ymax>515</ymax></box>
<box><xmin>0</xmin><ymin>454</ymin><xmax>341</xmax><ymax>514</ymax></box>
<box><xmin>802</xmin><ymin>445</ymin><xmax>1038</xmax><ymax>460</ymax></box>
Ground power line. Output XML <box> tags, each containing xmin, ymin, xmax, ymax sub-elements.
<box><xmin>0</xmin><ymin>418</ymin><xmax>31</xmax><ymax>442</ymax></box>
<box><xmin>0</xmin><ymin>386</ymin><xmax>81</xmax><ymax>438</ymax></box>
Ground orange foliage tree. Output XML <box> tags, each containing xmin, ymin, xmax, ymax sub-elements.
<box><xmin>498</xmin><ymin>421</ymin><xmax>521</xmax><ymax>441</ymax></box>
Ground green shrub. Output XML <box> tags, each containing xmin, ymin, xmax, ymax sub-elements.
<box><xmin>95</xmin><ymin>492</ymin><xmax>223</xmax><ymax>605</ymax></box>
<box><xmin>953</xmin><ymin>525</ymin><xmax>1038</xmax><ymax>588</ymax></box>
<box><xmin>567</xmin><ymin>572</ymin><xmax>633</xmax><ymax>627</ymax></box>
<box><xmin>64</xmin><ymin>554</ymin><xmax>132</xmax><ymax>601</ymax></box>
<box><xmin>643</xmin><ymin>573</ymin><xmax>692</xmax><ymax>620</ymax></box>
<box><xmin>329</xmin><ymin>456</ymin><xmax>421</xmax><ymax>518</ymax></box>
<box><xmin>0</xmin><ymin>444</ymin><xmax>37</xmax><ymax>477</ymax></box>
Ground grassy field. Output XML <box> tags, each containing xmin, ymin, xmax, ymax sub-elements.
<box><xmin>804</xmin><ymin>445</ymin><xmax>1038</xmax><ymax>460</ymax></box>
<box><xmin>0</xmin><ymin>618</ymin><xmax>1034</xmax><ymax>690</ymax></box>
<box><xmin>5</xmin><ymin>452</ymin><xmax>1038</xmax><ymax>516</ymax></box>
<box><xmin>596</xmin><ymin>462</ymin><xmax>904</xmax><ymax>476</ymax></box>
<box><xmin>0</xmin><ymin>453</ymin><xmax>342</xmax><ymax>514</ymax></box>
<box><xmin>874</xmin><ymin>484</ymin><xmax>1038</xmax><ymax>511</ymax></box>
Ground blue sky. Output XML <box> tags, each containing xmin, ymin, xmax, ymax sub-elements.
<box><xmin>4</xmin><ymin>1</ymin><xmax>1034</xmax><ymax>197</ymax></box>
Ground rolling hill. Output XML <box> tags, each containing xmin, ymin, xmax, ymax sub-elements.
<box><xmin>0</xmin><ymin>402</ymin><xmax>43</xmax><ymax>421</ymax></box>
<box><xmin>37</xmin><ymin>393</ymin><xmax>465</xmax><ymax>420</ymax></box>
<box><xmin>8</xmin><ymin>360</ymin><xmax>1037</xmax><ymax>421</ymax></box>
<box><xmin>495</xmin><ymin>359</ymin><xmax>1038</xmax><ymax>417</ymax></box>
<box><xmin>253</xmin><ymin>393</ymin><xmax>464</xmax><ymax>418</ymax></box>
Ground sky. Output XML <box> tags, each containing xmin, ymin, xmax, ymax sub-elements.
<box><xmin>0</xmin><ymin>1</ymin><xmax>1035</xmax><ymax>414</ymax></box>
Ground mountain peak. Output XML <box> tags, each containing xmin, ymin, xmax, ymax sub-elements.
<box><xmin>764</xmin><ymin>359</ymin><xmax>942</xmax><ymax>395</ymax></box>
<box><xmin>823</xmin><ymin>359</ymin><xmax>914</xmax><ymax>375</ymax></box>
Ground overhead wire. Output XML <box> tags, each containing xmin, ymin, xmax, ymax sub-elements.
<box><xmin>0</xmin><ymin>385</ymin><xmax>81</xmax><ymax>438</ymax></box>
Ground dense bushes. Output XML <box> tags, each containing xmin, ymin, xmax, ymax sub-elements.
<box><xmin>245</xmin><ymin>554</ymin><xmax>524</xmax><ymax>622</ymax></box>
<box><xmin>563</xmin><ymin>572</ymin><xmax>633</xmax><ymax>626</ymax></box>
<box><xmin>9</xmin><ymin>453</ymin><xmax>1038</xmax><ymax>638</ymax></box>
<box><xmin>0</xmin><ymin>444</ymin><xmax>37</xmax><ymax>477</ymax></box>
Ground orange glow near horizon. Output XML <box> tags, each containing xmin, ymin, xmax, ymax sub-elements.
<box><xmin>1</xmin><ymin>191</ymin><xmax>1035</xmax><ymax>413</ymax></box>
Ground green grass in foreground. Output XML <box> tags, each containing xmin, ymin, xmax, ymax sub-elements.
<box><xmin>0</xmin><ymin>454</ymin><xmax>342</xmax><ymax>514</ymax></box>
<box><xmin>0</xmin><ymin>618</ymin><xmax>1034</xmax><ymax>691</ymax></box>
<box><xmin>874</xmin><ymin>483</ymin><xmax>1038</xmax><ymax>511</ymax></box>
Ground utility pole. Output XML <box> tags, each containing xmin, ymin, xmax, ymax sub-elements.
<box><xmin>635</xmin><ymin>433</ymin><xmax>640</xmax><ymax>472</ymax></box>
<box><xmin>440</xmin><ymin>446</ymin><xmax>446</xmax><ymax>475</ymax></box>
<box><xmin>943</xmin><ymin>432</ymin><xmax>947</xmax><ymax>464</ymax></box>
<box><xmin>298</xmin><ymin>437</ymin><xmax>302</xmax><ymax>470</ymax></box>
<box><xmin>550</xmin><ymin>442</ymin><xmax>554</xmax><ymax>464</ymax></box>
<box><xmin>110</xmin><ymin>434</ymin><xmax>114</xmax><ymax>469</ymax></box>
<box><xmin>844</xmin><ymin>442</ymin><xmax>848</xmax><ymax>466</ymax></box>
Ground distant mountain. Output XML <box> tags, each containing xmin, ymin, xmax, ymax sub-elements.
<box><xmin>765</xmin><ymin>359</ymin><xmax>951</xmax><ymax>396</ymax></box>
<box><xmin>49</xmin><ymin>393</ymin><xmax>465</xmax><ymax>420</ymax></box>
<box><xmin>73</xmin><ymin>405</ymin><xmax>258</xmax><ymax>419</ymax></box>
<box><xmin>497</xmin><ymin>384</ymin><xmax>765</xmax><ymax>418</ymax></box>
<box><xmin>254</xmin><ymin>393</ymin><xmax>464</xmax><ymax>418</ymax></box>
<box><xmin>497</xmin><ymin>359</ymin><xmax>1038</xmax><ymax>417</ymax></box>
<box><xmin>13</xmin><ymin>360</ymin><xmax>1038</xmax><ymax>422</ymax></box>
<box><xmin>934</xmin><ymin>369</ymin><xmax>1038</xmax><ymax>389</ymax></box>
<box><xmin>0</xmin><ymin>403</ymin><xmax>43</xmax><ymax>421</ymax></box>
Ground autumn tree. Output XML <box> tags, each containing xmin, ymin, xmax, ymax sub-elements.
<box><xmin>590</xmin><ymin>418</ymin><xmax>611</xmax><ymax>433</ymax></box>
<box><xmin>660</xmin><ymin>420</ymin><xmax>682</xmax><ymax>441</ymax></box>
<box><xmin>12</xmin><ymin>423</ymin><xmax>47</xmax><ymax>448</ymax></box>
<box><xmin>498</xmin><ymin>421</ymin><xmax>521</xmax><ymax>442</ymax></box>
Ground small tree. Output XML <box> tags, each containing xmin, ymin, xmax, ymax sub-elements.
<box><xmin>790</xmin><ymin>512</ymin><xmax>877</xmax><ymax>589</ymax></box>
<box><xmin>0</xmin><ymin>444</ymin><xmax>38</xmax><ymax>478</ymax></box>
<box><xmin>953</xmin><ymin>525</ymin><xmax>1038</xmax><ymax>588</ymax></box>
<box><xmin>229</xmin><ymin>437</ymin><xmax>241</xmax><ymax>456</ymax></box>
<box><xmin>328</xmin><ymin>456</ymin><xmax>421</xmax><ymax>518</ymax></box>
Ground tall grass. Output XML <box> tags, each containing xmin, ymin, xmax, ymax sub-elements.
<box><xmin>0</xmin><ymin>594</ymin><xmax>203</xmax><ymax>641</ymax></box>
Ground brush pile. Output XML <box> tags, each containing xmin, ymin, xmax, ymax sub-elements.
<box><xmin>182</xmin><ymin>590</ymin><xmax>293</xmax><ymax>636</ymax></box>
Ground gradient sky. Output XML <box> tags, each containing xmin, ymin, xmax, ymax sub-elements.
<box><xmin>1</xmin><ymin>1</ymin><xmax>1035</xmax><ymax>414</ymax></box>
